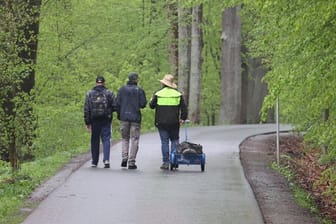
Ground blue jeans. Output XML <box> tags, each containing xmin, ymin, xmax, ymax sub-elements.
<box><xmin>158</xmin><ymin>127</ymin><xmax>179</xmax><ymax>164</ymax></box>
<box><xmin>91</xmin><ymin>120</ymin><xmax>111</xmax><ymax>165</ymax></box>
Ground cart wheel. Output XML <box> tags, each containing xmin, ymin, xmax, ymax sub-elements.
<box><xmin>201</xmin><ymin>164</ymin><xmax>205</xmax><ymax>172</ymax></box>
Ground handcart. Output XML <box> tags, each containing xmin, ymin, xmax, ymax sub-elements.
<box><xmin>170</xmin><ymin>121</ymin><xmax>206</xmax><ymax>172</ymax></box>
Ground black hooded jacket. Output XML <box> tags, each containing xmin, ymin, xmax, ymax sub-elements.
<box><xmin>116</xmin><ymin>81</ymin><xmax>147</xmax><ymax>123</ymax></box>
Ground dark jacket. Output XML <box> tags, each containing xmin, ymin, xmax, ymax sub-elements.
<box><xmin>149</xmin><ymin>87</ymin><xmax>188</xmax><ymax>128</ymax></box>
<box><xmin>84</xmin><ymin>85</ymin><xmax>116</xmax><ymax>125</ymax></box>
<box><xmin>116</xmin><ymin>81</ymin><xmax>147</xmax><ymax>123</ymax></box>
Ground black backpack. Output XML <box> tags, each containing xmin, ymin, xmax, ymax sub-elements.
<box><xmin>177</xmin><ymin>141</ymin><xmax>203</xmax><ymax>154</ymax></box>
<box><xmin>90</xmin><ymin>90</ymin><xmax>109</xmax><ymax>118</ymax></box>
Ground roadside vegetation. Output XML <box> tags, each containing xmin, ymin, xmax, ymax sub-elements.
<box><xmin>270</xmin><ymin>135</ymin><xmax>336</xmax><ymax>223</ymax></box>
<box><xmin>0</xmin><ymin>152</ymin><xmax>82</xmax><ymax>224</ymax></box>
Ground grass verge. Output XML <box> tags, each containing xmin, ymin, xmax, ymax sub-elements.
<box><xmin>271</xmin><ymin>162</ymin><xmax>333</xmax><ymax>224</ymax></box>
<box><xmin>0</xmin><ymin>149</ymin><xmax>87</xmax><ymax>224</ymax></box>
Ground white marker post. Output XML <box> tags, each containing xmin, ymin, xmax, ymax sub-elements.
<box><xmin>276</xmin><ymin>97</ymin><xmax>280</xmax><ymax>165</ymax></box>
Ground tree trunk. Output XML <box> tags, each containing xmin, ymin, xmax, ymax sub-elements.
<box><xmin>0</xmin><ymin>0</ymin><xmax>41</xmax><ymax>169</ymax></box>
<box><xmin>219</xmin><ymin>6</ymin><xmax>242</xmax><ymax>124</ymax></box>
<box><xmin>241</xmin><ymin>41</ymin><xmax>274</xmax><ymax>124</ymax></box>
<box><xmin>189</xmin><ymin>5</ymin><xmax>203</xmax><ymax>124</ymax></box>
<box><xmin>20</xmin><ymin>0</ymin><xmax>41</xmax><ymax>93</ymax></box>
<box><xmin>177</xmin><ymin>4</ymin><xmax>191</xmax><ymax>105</ymax></box>
<box><xmin>242</xmin><ymin>57</ymin><xmax>269</xmax><ymax>124</ymax></box>
<box><xmin>167</xmin><ymin>0</ymin><xmax>178</xmax><ymax>76</ymax></box>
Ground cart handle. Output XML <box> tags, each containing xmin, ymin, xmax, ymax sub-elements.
<box><xmin>183</xmin><ymin>120</ymin><xmax>190</xmax><ymax>141</ymax></box>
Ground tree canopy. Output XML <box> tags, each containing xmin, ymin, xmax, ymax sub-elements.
<box><xmin>242</xmin><ymin>0</ymin><xmax>336</xmax><ymax>160</ymax></box>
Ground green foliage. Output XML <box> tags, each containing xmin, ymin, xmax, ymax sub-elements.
<box><xmin>318</xmin><ymin>167</ymin><xmax>336</xmax><ymax>204</ymax></box>
<box><xmin>242</xmin><ymin>1</ymin><xmax>336</xmax><ymax>160</ymax></box>
<box><xmin>34</xmin><ymin>0</ymin><xmax>227</xmax><ymax>150</ymax></box>
<box><xmin>199</xmin><ymin>0</ymin><xmax>222</xmax><ymax>125</ymax></box>
<box><xmin>34</xmin><ymin>0</ymin><xmax>171</xmax><ymax>158</ymax></box>
<box><xmin>243</xmin><ymin>1</ymin><xmax>336</xmax><ymax>216</ymax></box>
<box><xmin>33</xmin><ymin>106</ymin><xmax>87</xmax><ymax>158</ymax></box>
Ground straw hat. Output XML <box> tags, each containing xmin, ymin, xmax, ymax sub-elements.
<box><xmin>159</xmin><ymin>74</ymin><xmax>177</xmax><ymax>89</ymax></box>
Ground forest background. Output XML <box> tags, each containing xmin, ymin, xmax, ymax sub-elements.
<box><xmin>0</xmin><ymin>0</ymin><xmax>336</xmax><ymax>223</ymax></box>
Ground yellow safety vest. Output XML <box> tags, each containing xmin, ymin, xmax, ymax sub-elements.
<box><xmin>155</xmin><ymin>87</ymin><xmax>181</xmax><ymax>106</ymax></box>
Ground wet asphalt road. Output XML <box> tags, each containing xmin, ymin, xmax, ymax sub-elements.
<box><xmin>22</xmin><ymin>124</ymin><xmax>284</xmax><ymax>224</ymax></box>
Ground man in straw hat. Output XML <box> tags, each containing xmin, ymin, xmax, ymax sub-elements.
<box><xmin>149</xmin><ymin>74</ymin><xmax>188</xmax><ymax>170</ymax></box>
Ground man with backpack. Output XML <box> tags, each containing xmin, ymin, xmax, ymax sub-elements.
<box><xmin>84</xmin><ymin>76</ymin><xmax>116</xmax><ymax>168</ymax></box>
<box><xmin>116</xmin><ymin>72</ymin><xmax>147</xmax><ymax>169</ymax></box>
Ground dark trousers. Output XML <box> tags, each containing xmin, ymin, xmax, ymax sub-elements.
<box><xmin>91</xmin><ymin>120</ymin><xmax>111</xmax><ymax>165</ymax></box>
<box><xmin>157</xmin><ymin>125</ymin><xmax>180</xmax><ymax>163</ymax></box>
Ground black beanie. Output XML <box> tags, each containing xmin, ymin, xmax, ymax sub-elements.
<box><xmin>96</xmin><ymin>76</ymin><xmax>105</xmax><ymax>83</ymax></box>
<box><xmin>128</xmin><ymin>72</ymin><xmax>139</xmax><ymax>82</ymax></box>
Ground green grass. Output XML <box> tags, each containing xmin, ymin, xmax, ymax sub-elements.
<box><xmin>0</xmin><ymin>148</ymin><xmax>88</xmax><ymax>224</ymax></box>
<box><xmin>271</xmin><ymin>162</ymin><xmax>317</xmax><ymax>211</ymax></box>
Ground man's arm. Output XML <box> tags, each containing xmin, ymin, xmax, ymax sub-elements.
<box><xmin>84</xmin><ymin>92</ymin><xmax>91</xmax><ymax>126</ymax></box>
<box><xmin>139</xmin><ymin>88</ymin><xmax>147</xmax><ymax>108</ymax></box>
<box><xmin>179</xmin><ymin>96</ymin><xmax>188</xmax><ymax>121</ymax></box>
<box><xmin>109</xmin><ymin>91</ymin><xmax>117</xmax><ymax>112</ymax></box>
<box><xmin>149</xmin><ymin>93</ymin><xmax>157</xmax><ymax>109</ymax></box>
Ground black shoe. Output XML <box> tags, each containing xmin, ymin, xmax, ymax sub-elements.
<box><xmin>121</xmin><ymin>160</ymin><xmax>127</xmax><ymax>167</ymax></box>
<box><xmin>104</xmin><ymin>160</ymin><xmax>110</xmax><ymax>168</ymax></box>
<box><xmin>128</xmin><ymin>164</ymin><xmax>137</xmax><ymax>169</ymax></box>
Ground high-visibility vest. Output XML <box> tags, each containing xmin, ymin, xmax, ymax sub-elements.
<box><xmin>155</xmin><ymin>87</ymin><xmax>181</xmax><ymax>106</ymax></box>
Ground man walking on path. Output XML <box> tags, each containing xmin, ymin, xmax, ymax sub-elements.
<box><xmin>84</xmin><ymin>76</ymin><xmax>116</xmax><ymax>168</ymax></box>
<box><xmin>149</xmin><ymin>74</ymin><xmax>188</xmax><ymax>170</ymax></box>
<box><xmin>116</xmin><ymin>72</ymin><xmax>147</xmax><ymax>169</ymax></box>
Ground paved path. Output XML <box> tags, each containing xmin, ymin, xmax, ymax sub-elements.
<box><xmin>22</xmin><ymin>124</ymin><xmax>286</xmax><ymax>224</ymax></box>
